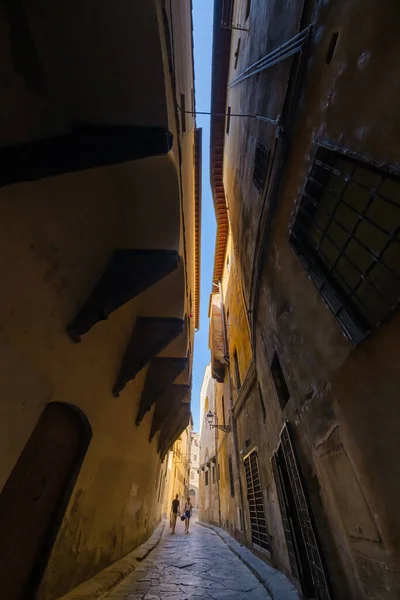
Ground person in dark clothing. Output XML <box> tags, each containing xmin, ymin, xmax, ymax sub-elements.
<box><xmin>170</xmin><ymin>494</ymin><xmax>180</xmax><ymax>534</ymax></box>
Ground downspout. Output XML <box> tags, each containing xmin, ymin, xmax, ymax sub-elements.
<box><xmin>214</xmin><ymin>418</ymin><xmax>222</xmax><ymax>526</ymax></box>
<box><xmin>218</xmin><ymin>280</ymin><xmax>247</xmax><ymax>541</ymax></box>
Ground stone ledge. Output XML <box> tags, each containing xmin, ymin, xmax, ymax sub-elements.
<box><xmin>196</xmin><ymin>520</ymin><xmax>300</xmax><ymax>600</ymax></box>
<box><xmin>58</xmin><ymin>520</ymin><xmax>166</xmax><ymax>600</ymax></box>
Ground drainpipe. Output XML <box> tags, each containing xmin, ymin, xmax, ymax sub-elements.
<box><xmin>214</xmin><ymin>418</ymin><xmax>222</xmax><ymax>526</ymax></box>
<box><xmin>218</xmin><ymin>280</ymin><xmax>247</xmax><ymax>541</ymax></box>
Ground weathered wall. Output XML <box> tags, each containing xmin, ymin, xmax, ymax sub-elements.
<box><xmin>189</xmin><ymin>432</ymin><xmax>200</xmax><ymax>507</ymax></box>
<box><xmin>222</xmin><ymin>0</ymin><xmax>400</xmax><ymax>598</ymax></box>
<box><xmin>0</xmin><ymin>1</ymin><xmax>198</xmax><ymax>597</ymax></box>
<box><xmin>198</xmin><ymin>364</ymin><xmax>220</xmax><ymax>524</ymax></box>
<box><xmin>163</xmin><ymin>424</ymin><xmax>191</xmax><ymax>519</ymax></box>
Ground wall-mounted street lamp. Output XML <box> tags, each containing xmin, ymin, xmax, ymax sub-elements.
<box><xmin>206</xmin><ymin>410</ymin><xmax>231</xmax><ymax>433</ymax></box>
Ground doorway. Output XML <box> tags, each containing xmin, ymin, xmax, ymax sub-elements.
<box><xmin>243</xmin><ymin>449</ymin><xmax>270</xmax><ymax>552</ymax></box>
<box><xmin>272</xmin><ymin>424</ymin><xmax>331</xmax><ymax>600</ymax></box>
<box><xmin>0</xmin><ymin>402</ymin><xmax>92</xmax><ymax>600</ymax></box>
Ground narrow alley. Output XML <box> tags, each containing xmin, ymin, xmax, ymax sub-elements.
<box><xmin>105</xmin><ymin>518</ymin><xmax>272</xmax><ymax>600</ymax></box>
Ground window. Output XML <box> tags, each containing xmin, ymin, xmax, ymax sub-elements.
<box><xmin>226</xmin><ymin>309</ymin><xmax>230</xmax><ymax>329</ymax></box>
<box><xmin>190</xmin><ymin>470</ymin><xmax>194</xmax><ymax>480</ymax></box>
<box><xmin>290</xmin><ymin>146</ymin><xmax>400</xmax><ymax>345</ymax></box>
<box><xmin>205</xmin><ymin>471</ymin><xmax>209</xmax><ymax>486</ymax></box>
<box><xmin>193</xmin><ymin>454</ymin><xmax>197</xmax><ymax>462</ymax></box>
<box><xmin>180</xmin><ymin>93</ymin><xmax>186</xmax><ymax>133</ymax></box>
<box><xmin>326</xmin><ymin>32</ymin><xmax>339</xmax><ymax>65</ymax></box>
<box><xmin>271</xmin><ymin>352</ymin><xmax>290</xmax><ymax>410</ymax></box>
<box><xmin>234</xmin><ymin>38</ymin><xmax>241</xmax><ymax>69</ymax></box>
<box><xmin>212</xmin><ymin>465</ymin><xmax>216</xmax><ymax>483</ymax></box>
<box><xmin>228</xmin><ymin>456</ymin><xmax>235</xmax><ymax>497</ymax></box>
<box><xmin>221</xmin><ymin>394</ymin><xmax>226</xmax><ymax>426</ymax></box>
<box><xmin>226</xmin><ymin>106</ymin><xmax>232</xmax><ymax>135</ymax></box>
<box><xmin>245</xmin><ymin>0</ymin><xmax>251</xmax><ymax>21</ymax></box>
<box><xmin>253</xmin><ymin>140</ymin><xmax>269</xmax><ymax>192</ymax></box>
<box><xmin>233</xmin><ymin>349</ymin><xmax>241</xmax><ymax>390</ymax></box>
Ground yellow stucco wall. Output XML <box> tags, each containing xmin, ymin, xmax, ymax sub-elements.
<box><xmin>0</xmin><ymin>1</ymin><xmax>198</xmax><ymax>598</ymax></box>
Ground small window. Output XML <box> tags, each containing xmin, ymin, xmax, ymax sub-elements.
<box><xmin>212</xmin><ymin>465</ymin><xmax>216</xmax><ymax>483</ymax></box>
<box><xmin>190</xmin><ymin>470</ymin><xmax>194</xmax><ymax>480</ymax></box>
<box><xmin>253</xmin><ymin>141</ymin><xmax>269</xmax><ymax>192</ymax></box>
<box><xmin>205</xmin><ymin>470</ymin><xmax>209</xmax><ymax>486</ymax></box>
<box><xmin>194</xmin><ymin>454</ymin><xmax>197</xmax><ymax>462</ymax></box>
<box><xmin>326</xmin><ymin>32</ymin><xmax>339</xmax><ymax>65</ymax></box>
<box><xmin>221</xmin><ymin>394</ymin><xmax>226</xmax><ymax>426</ymax></box>
<box><xmin>228</xmin><ymin>456</ymin><xmax>235</xmax><ymax>497</ymax></box>
<box><xmin>233</xmin><ymin>349</ymin><xmax>241</xmax><ymax>390</ymax></box>
<box><xmin>234</xmin><ymin>37</ymin><xmax>241</xmax><ymax>70</ymax></box>
<box><xmin>180</xmin><ymin>93</ymin><xmax>186</xmax><ymax>133</ymax></box>
<box><xmin>226</xmin><ymin>106</ymin><xmax>232</xmax><ymax>135</ymax></box>
<box><xmin>226</xmin><ymin>309</ymin><xmax>230</xmax><ymax>329</ymax></box>
<box><xmin>271</xmin><ymin>353</ymin><xmax>290</xmax><ymax>410</ymax></box>
<box><xmin>290</xmin><ymin>146</ymin><xmax>400</xmax><ymax>344</ymax></box>
<box><xmin>245</xmin><ymin>0</ymin><xmax>251</xmax><ymax>21</ymax></box>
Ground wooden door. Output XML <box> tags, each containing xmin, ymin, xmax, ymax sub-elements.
<box><xmin>0</xmin><ymin>403</ymin><xmax>91</xmax><ymax>600</ymax></box>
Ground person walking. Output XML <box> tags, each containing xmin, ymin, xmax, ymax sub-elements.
<box><xmin>183</xmin><ymin>497</ymin><xmax>192</xmax><ymax>533</ymax></box>
<box><xmin>170</xmin><ymin>494</ymin><xmax>180</xmax><ymax>534</ymax></box>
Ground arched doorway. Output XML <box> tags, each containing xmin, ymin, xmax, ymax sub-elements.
<box><xmin>0</xmin><ymin>402</ymin><xmax>92</xmax><ymax>600</ymax></box>
<box><xmin>189</xmin><ymin>488</ymin><xmax>197</xmax><ymax>508</ymax></box>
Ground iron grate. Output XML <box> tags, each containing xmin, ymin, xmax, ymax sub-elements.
<box><xmin>290</xmin><ymin>146</ymin><xmax>400</xmax><ymax>345</ymax></box>
<box><xmin>253</xmin><ymin>140</ymin><xmax>269</xmax><ymax>192</ymax></box>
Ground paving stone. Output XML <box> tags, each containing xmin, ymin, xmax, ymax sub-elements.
<box><xmin>105</xmin><ymin>520</ymin><xmax>271</xmax><ymax>600</ymax></box>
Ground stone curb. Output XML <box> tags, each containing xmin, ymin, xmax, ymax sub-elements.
<box><xmin>196</xmin><ymin>520</ymin><xmax>300</xmax><ymax>600</ymax></box>
<box><xmin>58</xmin><ymin>520</ymin><xmax>166</xmax><ymax>600</ymax></box>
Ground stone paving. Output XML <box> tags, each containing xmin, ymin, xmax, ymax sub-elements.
<box><xmin>105</xmin><ymin>518</ymin><xmax>272</xmax><ymax>600</ymax></box>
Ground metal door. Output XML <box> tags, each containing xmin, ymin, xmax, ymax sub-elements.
<box><xmin>244</xmin><ymin>450</ymin><xmax>270</xmax><ymax>552</ymax></box>
<box><xmin>274</xmin><ymin>424</ymin><xmax>331</xmax><ymax>600</ymax></box>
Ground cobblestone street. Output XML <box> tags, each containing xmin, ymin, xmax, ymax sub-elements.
<box><xmin>105</xmin><ymin>519</ymin><xmax>271</xmax><ymax>600</ymax></box>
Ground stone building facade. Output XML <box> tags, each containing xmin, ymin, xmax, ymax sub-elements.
<box><xmin>189</xmin><ymin>431</ymin><xmax>200</xmax><ymax>508</ymax></box>
<box><xmin>162</xmin><ymin>421</ymin><xmax>192</xmax><ymax>519</ymax></box>
<box><xmin>0</xmin><ymin>2</ymin><xmax>200</xmax><ymax>599</ymax></box>
<box><xmin>205</xmin><ymin>1</ymin><xmax>400</xmax><ymax>599</ymax></box>
<box><xmin>198</xmin><ymin>363</ymin><xmax>219</xmax><ymax>525</ymax></box>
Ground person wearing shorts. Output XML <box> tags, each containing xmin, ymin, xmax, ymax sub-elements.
<box><xmin>183</xmin><ymin>497</ymin><xmax>192</xmax><ymax>533</ymax></box>
<box><xmin>170</xmin><ymin>494</ymin><xmax>179</xmax><ymax>534</ymax></box>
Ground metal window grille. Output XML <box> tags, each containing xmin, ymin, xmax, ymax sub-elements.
<box><xmin>228</xmin><ymin>456</ymin><xmax>235</xmax><ymax>497</ymax></box>
<box><xmin>271</xmin><ymin>353</ymin><xmax>290</xmax><ymax>410</ymax></box>
<box><xmin>253</xmin><ymin>141</ymin><xmax>269</xmax><ymax>192</ymax></box>
<box><xmin>244</xmin><ymin>451</ymin><xmax>270</xmax><ymax>552</ymax></box>
<box><xmin>290</xmin><ymin>146</ymin><xmax>400</xmax><ymax>345</ymax></box>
